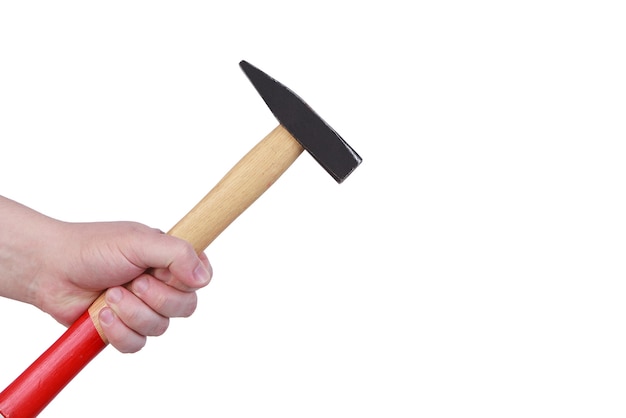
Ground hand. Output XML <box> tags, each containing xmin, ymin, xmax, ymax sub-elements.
<box><xmin>0</xmin><ymin>196</ymin><xmax>212</xmax><ymax>353</ymax></box>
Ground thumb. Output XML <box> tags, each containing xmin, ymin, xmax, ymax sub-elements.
<box><xmin>123</xmin><ymin>228</ymin><xmax>212</xmax><ymax>292</ymax></box>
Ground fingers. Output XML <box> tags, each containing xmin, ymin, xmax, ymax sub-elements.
<box><xmin>99</xmin><ymin>306</ymin><xmax>147</xmax><ymax>354</ymax></box>
<box><xmin>92</xmin><ymin>223</ymin><xmax>213</xmax><ymax>354</ymax></box>
<box><xmin>129</xmin><ymin>274</ymin><xmax>199</xmax><ymax>318</ymax></box>
<box><xmin>100</xmin><ymin>271</ymin><xmax>202</xmax><ymax>353</ymax></box>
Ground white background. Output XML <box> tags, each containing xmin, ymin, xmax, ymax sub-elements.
<box><xmin>1</xmin><ymin>1</ymin><xmax>625</xmax><ymax>417</ymax></box>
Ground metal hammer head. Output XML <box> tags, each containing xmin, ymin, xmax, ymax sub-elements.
<box><xmin>240</xmin><ymin>60</ymin><xmax>362</xmax><ymax>183</ymax></box>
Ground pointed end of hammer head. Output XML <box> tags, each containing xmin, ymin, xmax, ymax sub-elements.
<box><xmin>239</xmin><ymin>60</ymin><xmax>362</xmax><ymax>183</ymax></box>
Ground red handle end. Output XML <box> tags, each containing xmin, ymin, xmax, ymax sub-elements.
<box><xmin>0</xmin><ymin>311</ymin><xmax>106</xmax><ymax>418</ymax></box>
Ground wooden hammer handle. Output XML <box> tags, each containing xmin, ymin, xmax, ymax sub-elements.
<box><xmin>0</xmin><ymin>125</ymin><xmax>303</xmax><ymax>418</ymax></box>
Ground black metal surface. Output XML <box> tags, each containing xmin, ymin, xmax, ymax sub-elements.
<box><xmin>240</xmin><ymin>60</ymin><xmax>362</xmax><ymax>183</ymax></box>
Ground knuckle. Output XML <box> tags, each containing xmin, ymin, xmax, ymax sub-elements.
<box><xmin>152</xmin><ymin>317</ymin><xmax>170</xmax><ymax>336</ymax></box>
<box><xmin>128</xmin><ymin>306</ymin><xmax>169</xmax><ymax>337</ymax></box>
<box><xmin>181</xmin><ymin>293</ymin><xmax>198</xmax><ymax>318</ymax></box>
<box><xmin>119</xmin><ymin>337</ymin><xmax>146</xmax><ymax>354</ymax></box>
<box><xmin>178</xmin><ymin>239</ymin><xmax>197</xmax><ymax>261</ymax></box>
<box><xmin>150</xmin><ymin>292</ymin><xmax>169</xmax><ymax>313</ymax></box>
<box><xmin>105</xmin><ymin>327</ymin><xmax>146</xmax><ymax>354</ymax></box>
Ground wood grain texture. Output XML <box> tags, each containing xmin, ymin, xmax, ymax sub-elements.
<box><xmin>168</xmin><ymin>124</ymin><xmax>304</xmax><ymax>252</ymax></box>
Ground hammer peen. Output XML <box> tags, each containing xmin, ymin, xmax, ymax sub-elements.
<box><xmin>0</xmin><ymin>61</ymin><xmax>362</xmax><ymax>418</ymax></box>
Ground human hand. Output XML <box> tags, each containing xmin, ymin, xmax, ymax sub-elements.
<box><xmin>36</xmin><ymin>221</ymin><xmax>212</xmax><ymax>353</ymax></box>
<box><xmin>0</xmin><ymin>196</ymin><xmax>212</xmax><ymax>353</ymax></box>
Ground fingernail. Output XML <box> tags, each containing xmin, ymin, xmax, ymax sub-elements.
<box><xmin>133</xmin><ymin>276</ymin><xmax>149</xmax><ymax>294</ymax></box>
<box><xmin>193</xmin><ymin>263</ymin><xmax>211</xmax><ymax>285</ymax></box>
<box><xmin>107</xmin><ymin>287</ymin><xmax>123</xmax><ymax>304</ymax></box>
<box><xmin>100</xmin><ymin>308</ymin><xmax>114</xmax><ymax>326</ymax></box>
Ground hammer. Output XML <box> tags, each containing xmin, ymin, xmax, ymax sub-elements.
<box><xmin>0</xmin><ymin>61</ymin><xmax>362</xmax><ymax>418</ymax></box>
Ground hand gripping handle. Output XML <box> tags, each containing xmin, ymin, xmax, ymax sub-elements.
<box><xmin>0</xmin><ymin>126</ymin><xmax>303</xmax><ymax>418</ymax></box>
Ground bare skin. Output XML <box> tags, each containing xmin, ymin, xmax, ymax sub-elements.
<box><xmin>0</xmin><ymin>195</ymin><xmax>212</xmax><ymax>353</ymax></box>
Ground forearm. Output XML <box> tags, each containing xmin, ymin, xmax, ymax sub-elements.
<box><xmin>0</xmin><ymin>195</ymin><xmax>59</xmax><ymax>306</ymax></box>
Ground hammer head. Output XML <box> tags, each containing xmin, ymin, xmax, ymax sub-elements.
<box><xmin>240</xmin><ymin>60</ymin><xmax>362</xmax><ymax>183</ymax></box>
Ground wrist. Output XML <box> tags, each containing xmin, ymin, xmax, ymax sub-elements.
<box><xmin>0</xmin><ymin>196</ymin><xmax>61</xmax><ymax>309</ymax></box>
